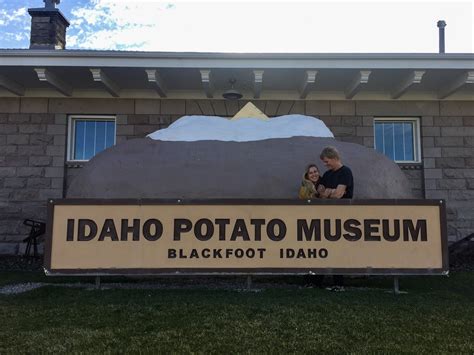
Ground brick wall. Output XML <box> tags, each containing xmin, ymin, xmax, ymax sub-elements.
<box><xmin>423</xmin><ymin>102</ymin><xmax>474</xmax><ymax>239</ymax></box>
<box><xmin>0</xmin><ymin>98</ymin><xmax>66</xmax><ymax>254</ymax></box>
<box><xmin>1</xmin><ymin>98</ymin><xmax>473</xmax><ymax>253</ymax></box>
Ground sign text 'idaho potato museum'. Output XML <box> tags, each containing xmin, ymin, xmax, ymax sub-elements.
<box><xmin>45</xmin><ymin>200</ymin><xmax>448</xmax><ymax>275</ymax></box>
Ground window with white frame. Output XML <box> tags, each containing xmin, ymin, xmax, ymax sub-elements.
<box><xmin>68</xmin><ymin>116</ymin><xmax>116</xmax><ymax>161</ymax></box>
<box><xmin>374</xmin><ymin>118</ymin><xmax>420</xmax><ymax>163</ymax></box>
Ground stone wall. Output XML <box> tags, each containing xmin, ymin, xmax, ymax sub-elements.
<box><xmin>422</xmin><ymin>102</ymin><xmax>474</xmax><ymax>240</ymax></box>
<box><xmin>1</xmin><ymin>98</ymin><xmax>473</xmax><ymax>253</ymax></box>
<box><xmin>0</xmin><ymin>98</ymin><xmax>65</xmax><ymax>254</ymax></box>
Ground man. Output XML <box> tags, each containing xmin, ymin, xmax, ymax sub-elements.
<box><xmin>316</xmin><ymin>146</ymin><xmax>353</xmax><ymax>291</ymax></box>
<box><xmin>317</xmin><ymin>146</ymin><xmax>353</xmax><ymax>200</ymax></box>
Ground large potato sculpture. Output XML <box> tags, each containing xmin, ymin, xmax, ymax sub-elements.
<box><xmin>67</xmin><ymin>113</ymin><xmax>413</xmax><ymax>199</ymax></box>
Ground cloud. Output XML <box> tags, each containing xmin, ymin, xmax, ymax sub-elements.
<box><xmin>69</xmin><ymin>28</ymin><xmax>147</xmax><ymax>50</ymax></box>
<box><xmin>68</xmin><ymin>0</ymin><xmax>175</xmax><ymax>50</ymax></box>
<box><xmin>0</xmin><ymin>6</ymin><xmax>30</xmax><ymax>47</ymax></box>
<box><xmin>64</xmin><ymin>1</ymin><xmax>473</xmax><ymax>53</ymax></box>
<box><xmin>2</xmin><ymin>31</ymin><xmax>29</xmax><ymax>42</ymax></box>
<box><xmin>0</xmin><ymin>7</ymin><xmax>27</xmax><ymax>25</ymax></box>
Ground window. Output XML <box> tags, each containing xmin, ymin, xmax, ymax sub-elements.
<box><xmin>68</xmin><ymin>116</ymin><xmax>116</xmax><ymax>161</ymax></box>
<box><xmin>374</xmin><ymin>118</ymin><xmax>420</xmax><ymax>163</ymax></box>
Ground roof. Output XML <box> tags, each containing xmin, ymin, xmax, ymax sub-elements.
<box><xmin>0</xmin><ymin>50</ymin><xmax>473</xmax><ymax>100</ymax></box>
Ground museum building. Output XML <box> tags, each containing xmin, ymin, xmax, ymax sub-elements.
<box><xmin>0</xmin><ymin>2</ymin><xmax>473</xmax><ymax>254</ymax></box>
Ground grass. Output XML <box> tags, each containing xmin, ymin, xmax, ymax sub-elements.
<box><xmin>0</xmin><ymin>271</ymin><xmax>473</xmax><ymax>353</ymax></box>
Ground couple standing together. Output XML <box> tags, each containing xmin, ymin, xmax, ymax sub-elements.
<box><xmin>299</xmin><ymin>146</ymin><xmax>353</xmax><ymax>201</ymax></box>
<box><xmin>298</xmin><ymin>146</ymin><xmax>354</xmax><ymax>291</ymax></box>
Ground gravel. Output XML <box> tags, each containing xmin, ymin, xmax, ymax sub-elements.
<box><xmin>0</xmin><ymin>280</ymin><xmax>292</xmax><ymax>295</ymax></box>
<box><xmin>0</xmin><ymin>282</ymin><xmax>45</xmax><ymax>295</ymax></box>
<box><xmin>0</xmin><ymin>248</ymin><xmax>472</xmax><ymax>295</ymax></box>
<box><xmin>0</xmin><ymin>280</ymin><xmax>409</xmax><ymax>295</ymax></box>
<box><xmin>0</xmin><ymin>256</ymin><xmax>43</xmax><ymax>272</ymax></box>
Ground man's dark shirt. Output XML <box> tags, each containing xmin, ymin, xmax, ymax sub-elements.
<box><xmin>320</xmin><ymin>165</ymin><xmax>354</xmax><ymax>199</ymax></box>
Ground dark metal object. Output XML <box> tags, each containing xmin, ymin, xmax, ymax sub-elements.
<box><xmin>222</xmin><ymin>79</ymin><xmax>243</xmax><ymax>100</ymax></box>
<box><xmin>437</xmin><ymin>20</ymin><xmax>447</xmax><ymax>53</ymax></box>
<box><xmin>246</xmin><ymin>275</ymin><xmax>252</xmax><ymax>290</ymax></box>
<box><xmin>23</xmin><ymin>219</ymin><xmax>46</xmax><ymax>258</ymax></box>
<box><xmin>44</xmin><ymin>0</ymin><xmax>60</xmax><ymax>9</ymax></box>
<box><xmin>393</xmin><ymin>276</ymin><xmax>400</xmax><ymax>294</ymax></box>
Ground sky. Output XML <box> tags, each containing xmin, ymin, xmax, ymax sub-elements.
<box><xmin>0</xmin><ymin>0</ymin><xmax>473</xmax><ymax>53</ymax></box>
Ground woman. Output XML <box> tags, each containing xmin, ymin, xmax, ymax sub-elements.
<box><xmin>298</xmin><ymin>164</ymin><xmax>321</xmax><ymax>199</ymax></box>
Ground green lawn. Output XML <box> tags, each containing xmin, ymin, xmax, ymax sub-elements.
<box><xmin>0</xmin><ymin>272</ymin><xmax>473</xmax><ymax>353</ymax></box>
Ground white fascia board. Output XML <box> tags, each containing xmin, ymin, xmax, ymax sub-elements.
<box><xmin>1</xmin><ymin>51</ymin><xmax>474</xmax><ymax>69</ymax></box>
<box><xmin>2</xmin><ymin>50</ymin><xmax>474</xmax><ymax>60</ymax></box>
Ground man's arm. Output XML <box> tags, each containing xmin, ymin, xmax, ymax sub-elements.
<box><xmin>320</xmin><ymin>184</ymin><xmax>347</xmax><ymax>199</ymax></box>
<box><xmin>327</xmin><ymin>184</ymin><xmax>347</xmax><ymax>199</ymax></box>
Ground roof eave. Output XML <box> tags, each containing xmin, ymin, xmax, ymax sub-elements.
<box><xmin>1</xmin><ymin>50</ymin><xmax>473</xmax><ymax>70</ymax></box>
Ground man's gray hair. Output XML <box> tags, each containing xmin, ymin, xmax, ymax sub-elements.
<box><xmin>320</xmin><ymin>146</ymin><xmax>341</xmax><ymax>160</ymax></box>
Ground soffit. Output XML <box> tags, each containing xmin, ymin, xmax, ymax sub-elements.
<box><xmin>0</xmin><ymin>51</ymin><xmax>473</xmax><ymax>99</ymax></box>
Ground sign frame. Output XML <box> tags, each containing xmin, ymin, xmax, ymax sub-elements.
<box><xmin>44</xmin><ymin>198</ymin><xmax>449</xmax><ymax>276</ymax></box>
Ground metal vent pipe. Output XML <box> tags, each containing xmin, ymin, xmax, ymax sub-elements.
<box><xmin>437</xmin><ymin>20</ymin><xmax>446</xmax><ymax>53</ymax></box>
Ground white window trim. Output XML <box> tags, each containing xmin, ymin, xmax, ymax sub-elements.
<box><xmin>373</xmin><ymin>117</ymin><xmax>421</xmax><ymax>163</ymax></box>
<box><xmin>67</xmin><ymin>115</ymin><xmax>116</xmax><ymax>162</ymax></box>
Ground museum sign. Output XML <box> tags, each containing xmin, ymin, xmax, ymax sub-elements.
<box><xmin>45</xmin><ymin>199</ymin><xmax>448</xmax><ymax>275</ymax></box>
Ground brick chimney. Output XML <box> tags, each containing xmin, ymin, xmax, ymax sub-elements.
<box><xmin>28</xmin><ymin>0</ymin><xmax>70</xmax><ymax>50</ymax></box>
